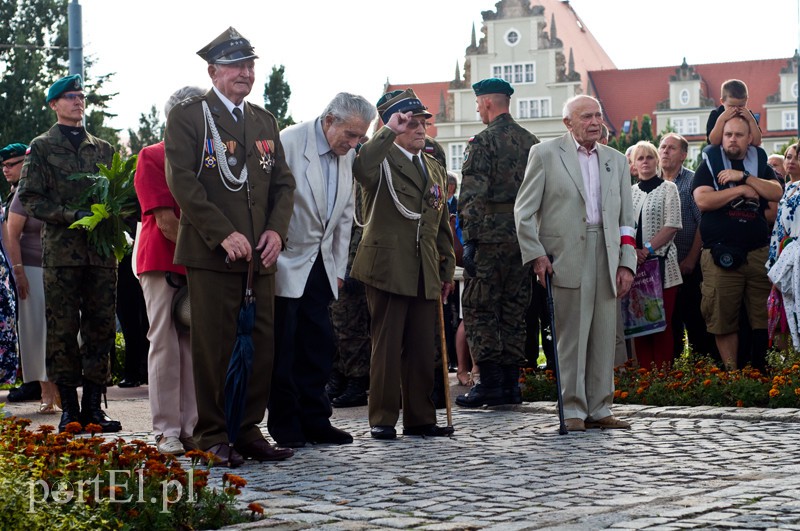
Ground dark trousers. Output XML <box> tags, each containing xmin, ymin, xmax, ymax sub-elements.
<box><xmin>116</xmin><ymin>255</ymin><xmax>150</xmax><ymax>382</ymax></box>
<box><xmin>672</xmin><ymin>267</ymin><xmax>719</xmax><ymax>361</ymax></box>
<box><xmin>268</xmin><ymin>256</ymin><xmax>335</xmax><ymax>441</ymax></box>
<box><xmin>525</xmin><ymin>280</ymin><xmax>554</xmax><ymax>368</ymax></box>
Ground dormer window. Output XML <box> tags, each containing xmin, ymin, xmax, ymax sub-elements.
<box><xmin>679</xmin><ymin>89</ymin><xmax>690</xmax><ymax>106</ymax></box>
<box><xmin>505</xmin><ymin>29</ymin><xmax>520</xmax><ymax>47</ymax></box>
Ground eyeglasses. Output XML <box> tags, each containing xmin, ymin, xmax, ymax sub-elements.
<box><xmin>407</xmin><ymin>119</ymin><xmax>431</xmax><ymax>130</ymax></box>
<box><xmin>61</xmin><ymin>93</ymin><xmax>85</xmax><ymax>102</ymax></box>
<box><xmin>1</xmin><ymin>160</ymin><xmax>23</xmax><ymax>170</ymax></box>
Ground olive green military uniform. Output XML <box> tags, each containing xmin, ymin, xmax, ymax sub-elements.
<box><xmin>459</xmin><ymin>113</ymin><xmax>539</xmax><ymax>366</ymax></box>
<box><xmin>351</xmin><ymin>126</ymin><xmax>455</xmax><ymax>429</ymax></box>
<box><xmin>165</xmin><ymin>89</ymin><xmax>295</xmax><ymax>451</ymax></box>
<box><xmin>18</xmin><ymin>124</ymin><xmax>116</xmax><ymax>387</ymax></box>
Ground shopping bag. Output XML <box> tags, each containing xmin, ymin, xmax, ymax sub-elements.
<box><xmin>621</xmin><ymin>258</ymin><xmax>667</xmax><ymax>339</ymax></box>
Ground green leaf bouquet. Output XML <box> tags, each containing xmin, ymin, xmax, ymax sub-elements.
<box><xmin>68</xmin><ymin>153</ymin><xmax>138</xmax><ymax>261</ymax></box>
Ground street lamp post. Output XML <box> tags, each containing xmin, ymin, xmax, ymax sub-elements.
<box><xmin>68</xmin><ymin>0</ymin><xmax>83</xmax><ymax>79</ymax></box>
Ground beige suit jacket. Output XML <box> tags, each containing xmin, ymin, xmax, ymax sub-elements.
<box><xmin>514</xmin><ymin>132</ymin><xmax>636</xmax><ymax>295</ymax></box>
<box><xmin>275</xmin><ymin>119</ymin><xmax>354</xmax><ymax>299</ymax></box>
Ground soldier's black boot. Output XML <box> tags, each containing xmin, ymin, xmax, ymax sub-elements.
<box><xmin>325</xmin><ymin>369</ymin><xmax>347</xmax><ymax>401</ymax></box>
<box><xmin>455</xmin><ymin>362</ymin><xmax>504</xmax><ymax>408</ymax></box>
<box><xmin>80</xmin><ymin>381</ymin><xmax>122</xmax><ymax>433</ymax></box>
<box><xmin>332</xmin><ymin>376</ymin><xmax>369</xmax><ymax>408</ymax></box>
<box><xmin>502</xmin><ymin>365</ymin><xmax>523</xmax><ymax>405</ymax></box>
<box><xmin>431</xmin><ymin>368</ymin><xmax>446</xmax><ymax>409</ymax></box>
<box><xmin>57</xmin><ymin>384</ymin><xmax>81</xmax><ymax>433</ymax></box>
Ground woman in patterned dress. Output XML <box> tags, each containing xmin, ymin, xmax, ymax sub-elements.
<box><xmin>630</xmin><ymin>141</ymin><xmax>683</xmax><ymax>369</ymax></box>
<box><xmin>765</xmin><ymin>143</ymin><xmax>800</xmax><ymax>348</ymax></box>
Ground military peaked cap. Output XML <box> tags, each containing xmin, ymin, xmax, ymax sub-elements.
<box><xmin>376</xmin><ymin>88</ymin><xmax>432</xmax><ymax>125</ymax></box>
<box><xmin>197</xmin><ymin>27</ymin><xmax>258</xmax><ymax>64</ymax></box>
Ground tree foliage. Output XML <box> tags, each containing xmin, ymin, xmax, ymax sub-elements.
<box><xmin>263</xmin><ymin>64</ymin><xmax>295</xmax><ymax>129</ymax></box>
<box><xmin>1</xmin><ymin>0</ymin><xmax>120</xmax><ymax>151</ymax></box>
<box><xmin>126</xmin><ymin>105</ymin><xmax>163</xmax><ymax>155</ymax></box>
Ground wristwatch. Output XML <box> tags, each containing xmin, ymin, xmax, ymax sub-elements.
<box><xmin>645</xmin><ymin>241</ymin><xmax>654</xmax><ymax>255</ymax></box>
<box><xmin>742</xmin><ymin>170</ymin><xmax>749</xmax><ymax>183</ymax></box>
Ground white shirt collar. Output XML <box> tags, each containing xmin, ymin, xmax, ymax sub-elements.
<box><xmin>395</xmin><ymin>143</ymin><xmax>421</xmax><ymax>162</ymax></box>
<box><xmin>571</xmin><ymin>134</ymin><xmax>597</xmax><ymax>154</ymax></box>
<box><xmin>211</xmin><ymin>86</ymin><xmax>245</xmax><ymax>120</ymax></box>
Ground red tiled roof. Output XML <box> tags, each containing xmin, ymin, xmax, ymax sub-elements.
<box><xmin>588</xmin><ymin>58</ymin><xmax>790</xmax><ymax>140</ymax></box>
<box><xmin>383</xmin><ymin>81</ymin><xmax>451</xmax><ymax>137</ymax></box>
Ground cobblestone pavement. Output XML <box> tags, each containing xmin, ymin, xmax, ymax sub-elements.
<box><xmin>202</xmin><ymin>402</ymin><xmax>800</xmax><ymax>530</ymax></box>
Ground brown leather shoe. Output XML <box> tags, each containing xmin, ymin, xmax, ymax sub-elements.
<box><xmin>235</xmin><ymin>438</ymin><xmax>294</xmax><ymax>462</ymax></box>
<box><xmin>565</xmin><ymin>418</ymin><xmax>586</xmax><ymax>432</ymax></box>
<box><xmin>203</xmin><ymin>443</ymin><xmax>244</xmax><ymax>468</ymax></box>
<box><xmin>585</xmin><ymin>415</ymin><xmax>631</xmax><ymax>430</ymax></box>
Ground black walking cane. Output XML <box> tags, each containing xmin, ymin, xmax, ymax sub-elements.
<box><xmin>544</xmin><ymin>259</ymin><xmax>568</xmax><ymax>435</ymax></box>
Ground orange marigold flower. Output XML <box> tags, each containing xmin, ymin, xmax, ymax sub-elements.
<box><xmin>792</xmin><ymin>364</ymin><xmax>800</xmax><ymax>371</ymax></box>
<box><xmin>637</xmin><ymin>368</ymin><xmax>649</xmax><ymax>375</ymax></box>
<box><xmin>37</xmin><ymin>425</ymin><xmax>56</xmax><ymax>435</ymax></box>
<box><xmin>64</xmin><ymin>422</ymin><xmax>83</xmax><ymax>434</ymax></box>
<box><xmin>736</xmin><ymin>400</ymin><xmax>744</xmax><ymax>407</ymax></box>
<box><xmin>703</xmin><ymin>379</ymin><xmax>712</xmax><ymax>386</ymax></box>
<box><xmin>84</xmin><ymin>423</ymin><xmax>104</xmax><ymax>435</ymax></box>
<box><xmin>620</xmin><ymin>391</ymin><xmax>629</xmax><ymax>399</ymax></box>
<box><xmin>224</xmin><ymin>487</ymin><xmax>242</xmax><ymax>496</ymax></box>
<box><xmin>769</xmin><ymin>388</ymin><xmax>780</xmax><ymax>398</ymax></box>
<box><xmin>184</xmin><ymin>449</ymin><xmax>207</xmax><ymax>461</ymax></box>
<box><xmin>795</xmin><ymin>388</ymin><xmax>800</xmax><ymax>396</ymax></box>
<box><xmin>248</xmin><ymin>502</ymin><xmax>265</xmax><ymax>514</ymax></box>
<box><xmin>636</xmin><ymin>387</ymin><xmax>645</xmax><ymax>395</ymax></box>
<box><xmin>223</xmin><ymin>473</ymin><xmax>247</xmax><ymax>488</ymax></box>
<box><xmin>613</xmin><ymin>390</ymin><xmax>621</xmax><ymax>398</ymax></box>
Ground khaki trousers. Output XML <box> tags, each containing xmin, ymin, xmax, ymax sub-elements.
<box><xmin>365</xmin><ymin>285</ymin><xmax>436</xmax><ymax>429</ymax></box>
<box><xmin>552</xmin><ymin>226</ymin><xmax>616</xmax><ymax>421</ymax></box>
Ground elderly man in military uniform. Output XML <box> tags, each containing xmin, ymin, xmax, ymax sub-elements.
<box><xmin>352</xmin><ymin>89</ymin><xmax>455</xmax><ymax>440</ymax></box>
<box><xmin>18</xmin><ymin>74</ymin><xmax>121</xmax><ymax>433</ymax></box>
<box><xmin>165</xmin><ymin>27</ymin><xmax>295</xmax><ymax>467</ymax></box>
<box><xmin>456</xmin><ymin>78</ymin><xmax>539</xmax><ymax>408</ymax></box>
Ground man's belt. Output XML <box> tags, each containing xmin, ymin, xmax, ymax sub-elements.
<box><xmin>485</xmin><ymin>202</ymin><xmax>515</xmax><ymax>214</ymax></box>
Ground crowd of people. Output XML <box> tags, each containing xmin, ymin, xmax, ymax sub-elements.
<box><xmin>2</xmin><ymin>27</ymin><xmax>798</xmax><ymax>465</ymax></box>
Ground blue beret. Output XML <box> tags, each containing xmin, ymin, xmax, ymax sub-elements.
<box><xmin>472</xmin><ymin>78</ymin><xmax>514</xmax><ymax>96</ymax></box>
<box><xmin>197</xmin><ymin>27</ymin><xmax>258</xmax><ymax>64</ymax></box>
<box><xmin>0</xmin><ymin>143</ymin><xmax>28</xmax><ymax>162</ymax></box>
<box><xmin>376</xmin><ymin>88</ymin><xmax>432</xmax><ymax>125</ymax></box>
<box><xmin>46</xmin><ymin>74</ymin><xmax>83</xmax><ymax>103</ymax></box>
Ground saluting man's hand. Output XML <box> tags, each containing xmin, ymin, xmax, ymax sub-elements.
<box><xmin>256</xmin><ymin>229</ymin><xmax>282</xmax><ymax>268</ymax></box>
<box><xmin>386</xmin><ymin>111</ymin><xmax>412</xmax><ymax>135</ymax></box>
<box><xmin>221</xmin><ymin>231</ymin><xmax>253</xmax><ymax>263</ymax></box>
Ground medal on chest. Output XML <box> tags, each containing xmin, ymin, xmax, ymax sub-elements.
<box><xmin>204</xmin><ymin>139</ymin><xmax>217</xmax><ymax>168</ymax></box>
<box><xmin>224</xmin><ymin>140</ymin><xmax>238</xmax><ymax>167</ymax></box>
<box><xmin>427</xmin><ymin>183</ymin><xmax>443</xmax><ymax>210</ymax></box>
<box><xmin>256</xmin><ymin>140</ymin><xmax>275</xmax><ymax>173</ymax></box>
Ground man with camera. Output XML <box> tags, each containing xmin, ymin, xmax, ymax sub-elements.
<box><xmin>692</xmin><ymin>116</ymin><xmax>781</xmax><ymax>371</ymax></box>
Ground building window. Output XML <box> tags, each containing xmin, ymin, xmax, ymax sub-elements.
<box><xmin>449</xmin><ymin>143</ymin><xmax>465</xmax><ymax>171</ymax></box>
<box><xmin>689</xmin><ymin>146</ymin><xmax>700</xmax><ymax>163</ymax></box>
<box><xmin>670</xmin><ymin>116</ymin><xmax>699</xmax><ymax>135</ymax></box>
<box><xmin>505</xmin><ymin>29</ymin><xmax>520</xmax><ymax>47</ymax></box>
<box><xmin>492</xmin><ymin>62</ymin><xmax>535</xmax><ymax>84</ymax></box>
<box><xmin>783</xmin><ymin>110</ymin><xmax>797</xmax><ymax>130</ymax></box>
<box><xmin>679</xmin><ymin>89</ymin><xmax>690</xmax><ymax>106</ymax></box>
<box><xmin>793</xmin><ymin>81</ymin><xmax>798</xmax><ymax>99</ymax></box>
<box><xmin>518</xmin><ymin>98</ymin><xmax>551</xmax><ymax>119</ymax></box>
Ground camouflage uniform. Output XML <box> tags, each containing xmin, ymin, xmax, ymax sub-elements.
<box><xmin>329</xmin><ymin>182</ymin><xmax>370</xmax><ymax>380</ymax></box>
<box><xmin>18</xmin><ymin>124</ymin><xmax>116</xmax><ymax>387</ymax></box>
<box><xmin>458</xmin><ymin>113</ymin><xmax>538</xmax><ymax>367</ymax></box>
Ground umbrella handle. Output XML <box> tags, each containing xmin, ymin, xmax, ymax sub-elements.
<box><xmin>245</xmin><ymin>259</ymin><xmax>255</xmax><ymax>297</ymax></box>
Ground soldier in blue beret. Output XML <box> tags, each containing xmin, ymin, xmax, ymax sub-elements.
<box><xmin>456</xmin><ymin>77</ymin><xmax>539</xmax><ymax>409</ymax></box>
<box><xmin>17</xmin><ymin>73</ymin><xmax>122</xmax><ymax>433</ymax></box>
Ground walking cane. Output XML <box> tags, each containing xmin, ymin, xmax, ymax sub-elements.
<box><xmin>544</xmin><ymin>265</ymin><xmax>568</xmax><ymax>435</ymax></box>
<box><xmin>438</xmin><ymin>296</ymin><xmax>454</xmax><ymax>429</ymax></box>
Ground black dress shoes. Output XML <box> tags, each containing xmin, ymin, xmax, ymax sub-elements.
<box><xmin>235</xmin><ymin>438</ymin><xmax>294</xmax><ymax>462</ymax></box>
<box><xmin>370</xmin><ymin>425</ymin><xmax>397</xmax><ymax>440</ymax></box>
<box><xmin>7</xmin><ymin>381</ymin><xmax>41</xmax><ymax>402</ymax></box>
<box><xmin>403</xmin><ymin>424</ymin><xmax>455</xmax><ymax>437</ymax></box>
<box><xmin>117</xmin><ymin>379</ymin><xmax>141</xmax><ymax>388</ymax></box>
<box><xmin>204</xmin><ymin>443</ymin><xmax>244</xmax><ymax>468</ymax></box>
<box><xmin>305</xmin><ymin>425</ymin><xmax>353</xmax><ymax>445</ymax></box>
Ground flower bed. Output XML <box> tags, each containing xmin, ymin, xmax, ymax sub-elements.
<box><xmin>0</xmin><ymin>418</ymin><xmax>263</xmax><ymax>529</ymax></box>
<box><xmin>521</xmin><ymin>351</ymin><xmax>800</xmax><ymax>408</ymax></box>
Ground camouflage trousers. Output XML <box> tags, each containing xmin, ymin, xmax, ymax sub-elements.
<box><xmin>462</xmin><ymin>242</ymin><xmax>531</xmax><ymax>365</ymax></box>
<box><xmin>329</xmin><ymin>285</ymin><xmax>371</xmax><ymax>379</ymax></box>
<box><xmin>44</xmin><ymin>265</ymin><xmax>117</xmax><ymax>386</ymax></box>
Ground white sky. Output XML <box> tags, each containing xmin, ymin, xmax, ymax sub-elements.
<box><xmin>79</xmin><ymin>0</ymin><xmax>800</xmax><ymax>132</ymax></box>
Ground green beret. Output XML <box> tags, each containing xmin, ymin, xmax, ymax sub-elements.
<box><xmin>472</xmin><ymin>77</ymin><xmax>514</xmax><ymax>96</ymax></box>
<box><xmin>46</xmin><ymin>74</ymin><xmax>83</xmax><ymax>103</ymax></box>
<box><xmin>0</xmin><ymin>143</ymin><xmax>28</xmax><ymax>162</ymax></box>
<box><xmin>197</xmin><ymin>27</ymin><xmax>258</xmax><ymax>64</ymax></box>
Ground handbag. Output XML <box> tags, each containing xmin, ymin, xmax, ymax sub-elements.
<box><xmin>621</xmin><ymin>257</ymin><xmax>667</xmax><ymax>339</ymax></box>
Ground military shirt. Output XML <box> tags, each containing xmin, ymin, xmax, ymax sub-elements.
<box><xmin>17</xmin><ymin>124</ymin><xmax>115</xmax><ymax>268</ymax></box>
<box><xmin>459</xmin><ymin>113</ymin><xmax>539</xmax><ymax>243</ymax></box>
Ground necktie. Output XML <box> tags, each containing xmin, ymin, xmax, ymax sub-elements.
<box><xmin>413</xmin><ymin>155</ymin><xmax>427</xmax><ymax>182</ymax></box>
<box><xmin>232</xmin><ymin>107</ymin><xmax>243</xmax><ymax>122</ymax></box>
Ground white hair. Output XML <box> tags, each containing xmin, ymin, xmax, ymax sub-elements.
<box><xmin>562</xmin><ymin>95</ymin><xmax>602</xmax><ymax>120</ymax></box>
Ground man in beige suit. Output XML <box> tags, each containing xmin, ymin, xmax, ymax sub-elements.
<box><xmin>351</xmin><ymin>89</ymin><xmax>455</xmax><ymax>440</ymax></box>
<box><xmin>514</xmin><ymin>95</ymin><xmax>637</xmax><ymax>432</ymax></box>
<box><xmin>268</xmin><ymin>93</ymin><xmax>375</xmax><ymax>447</ymax></box>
